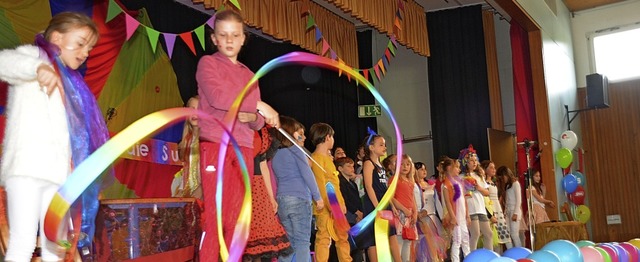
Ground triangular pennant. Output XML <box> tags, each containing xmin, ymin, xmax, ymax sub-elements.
<box><xmin>390</xmin><ymin>35</ymin><xmax>398</xmax><ymax>47</ymax></box>
<box><xmin>306</xmin><ymin>15</ymin><xmax>315</xmax><ymax>30</ymax></box>
<box><xmin>382</xmin><ymin>55</ymin><xmax>389</xmax><ymax>69</ymax></box>
<box><xmin>321</xmin><ymin>39</ymin><xmax>330</xmax><ymax>55</ymax></box>
<box><xmin>106</xmin><ymin>0</ymin><xmax>122</xmax><ymax>23</ymax></box>
<box><xmin>179</xmin><ymin>31</ymin><xmax>197</xmax><ymax>55</ymax></box>
<box><xmin>373</xmin><ymin>65</ymin><xmax>380</xmax><ymax>80</ymax></box>
<box><xmin>397</xmin><ymin>0</ymin><xmax>405</xmax><ymax>11</ymax></box>
<box><xmin>387</xmin><ymin>41</ymin><xmax>396</xmax><ymax>56</ymax></box>
<box><xmin>385</xmin><ymin>49</ymin><xmax>392</xmax><ymax>61</ymax></box>
<box><xmin>163</xmin><ymin>33</ymin><xmax>177</xmax><ymax>59</ymax></box>
<box><xmin>195</xmin><ymin>24</ymin><xmax>206</xmax><ymax>50</ymax></box>
<box><xmin>378</xmin><ymin>60</ymin><xmax>386</xmax><ymax>75</ymax></box>
<box><xmin>330</xmin><ymin>50</ymin><xmax>337</xmax><ymax>60</ymax></box>
<box><xmin>394</xmin><ymin>17</ymin><xmax>402</xmax><ymax>30</ymax></box>
<box><xmin>315</xmin><ymin>27</ymin><xmax>322</xmax><ymax>43</ymax></box>
<box><xmin>206</xmin><ymin>15</ymin><xmax>216</xmax><ymax>29</ymax></box>
<box><xmin>228</xmin><ymin>0</ymin><xmax>242</xmax><ymax>10</ymax></box>
<box><xmin>363</xmin><ymin>69</ymin><xmax>369</xmax><ymax>82</ymax></box>
<box><xmin>125</xmin><ymin>15</ymin><xmax>140</xmax><ymax>41</ymax></box>
<box><xmin>145</xmin><ymin>27</ymin><xmax>160</xmax><ymax>52</ymax></box>
<box><xmin>369</xmin><ymin>68</ymin><xmax>377</xmax><ymax>84</ymax></box>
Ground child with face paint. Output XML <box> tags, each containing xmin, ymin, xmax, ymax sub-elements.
<box><xmin>0</xmin><ymin>12</ymin><xmax>108</xmax><ymax>261</ymax></box>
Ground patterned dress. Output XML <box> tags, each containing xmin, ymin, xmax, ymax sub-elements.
<box><xmin>243</xmin><ymin>127</ymin><xmax>293</xmax><ymax>260</ymax></box>
<box><xmin>488</xmin><ymin>181</ymin><xmax>511</xmax><ymax>244</ymax></box>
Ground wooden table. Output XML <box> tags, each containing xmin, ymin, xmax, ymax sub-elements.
<box><xmin>534</xmin><ymin>221</ymin><xmax>589</xmax><ymax>249</ymax></box>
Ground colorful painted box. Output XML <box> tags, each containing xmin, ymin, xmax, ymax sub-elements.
<box><xmin>95</xmin><ymin>198</ymin><xmax>201</xmax><ymax>261</ymax></box>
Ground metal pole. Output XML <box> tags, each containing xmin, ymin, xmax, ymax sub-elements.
<box><xmin>524</xmin><ymin>144</ymin><xmax>536</xmax><ymax>250</ymax></box>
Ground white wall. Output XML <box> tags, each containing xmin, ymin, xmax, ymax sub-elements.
<box><xmin>370</xmin><ymin>31</ymin><xmax>434</xmax><ymax>172</ymax></box>
<box><xmin>570</xmin><ymin>0</ymin><xmax>640</xmax><ymax>88</ymax></box>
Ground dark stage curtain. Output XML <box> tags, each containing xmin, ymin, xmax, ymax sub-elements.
<box><xmin>427</xmin><ymin>5</ymin><xmax>492</xmax><ymax>162</ymax></box>
<box><xmin>120</xmin><ymin>0</ymin><xmax>376</xmax><ymax>159</ymax></box>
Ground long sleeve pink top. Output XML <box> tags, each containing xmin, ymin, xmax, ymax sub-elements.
<box><xmin>196</xmin><ymin>52</ymin><xmax>264</xmax><ymax>148</ymax></box>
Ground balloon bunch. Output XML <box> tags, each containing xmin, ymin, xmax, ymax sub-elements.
<box><xmin>462</xmin><ymin>238</ymin><xmax>640</xmax><ymax>262</ymax></box>
<box><xmin>556</xmin><ymin>130</ymin><xmax>591</xmax><ymax>223</ymax></box>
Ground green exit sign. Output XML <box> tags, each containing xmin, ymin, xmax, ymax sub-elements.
<box><xmin>358</xmin><ymin>105</ymin><xmax>382</xmax><ymax>118</ymax></box>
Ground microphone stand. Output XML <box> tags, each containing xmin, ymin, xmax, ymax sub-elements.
<box><xmin>519</xmin><ymin>139</ymin><xmax>537</xmax><ymax>250</ymax></box>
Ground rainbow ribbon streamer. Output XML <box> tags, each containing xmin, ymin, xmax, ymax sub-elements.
<box><xmin>43</xmin><ymin>109</ymin><xmax>251</xmax><ymax>251</ymax></box>
<box><xmin>325</xmin><ymin>182</ymin><xmax>350</xmax><ymax>232</ymax></box>
<box><xmin>224</xmin><ymin>51</ymin><xmax>403</xmax><ymax>261</ymax></box>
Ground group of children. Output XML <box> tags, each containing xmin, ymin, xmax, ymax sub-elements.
<box><xmin>0</xmin><ymin>8</ymin><xmax>558</xmax><ymax>262</ymax></box>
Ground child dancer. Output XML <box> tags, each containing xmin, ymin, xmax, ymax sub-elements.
<box><xmin>441</xmin><ymin>157</ymin><xmax>470</xmax><ymax>262</ymax></box>
<box><xmin>195</xmin><ymin>9</ymin><xmax>279</xmax><ymax>261</ymax></box>
<box><xmin>0</xmin><ymin>12</ymin><xmax>108</xmax><ymax>261</ymax></box>
<box><xmin>414</xmin><ymin>162</ymin><xmax>446</xmax><ymax>262</ymax></box>
<box><xmin>271</xmin><ymin>116</ymin><xmax>324</xmax><ymax>262</ymax></box>
<box><xmin>174</xmin><ymin>96</ymin><xmax>202</xmax><ymax>198</ymax></box>
<box><xmin>481</xmin><ymin>160</ymin><xmax>512</xmax><ymax>252</ymax></box>
<box><xmin>360</xmin><ymin>135</ymin><xmax>401</xmax><ymax>262</ymax></box>
<box><xmin>336</xmin><ymin>157</ymin><xmax>365</xmax><ymax>262</ymax></box>
<box><xmin>459</xmin><ymin>146</ymin><xmax>493</xmax><ymax>251</ymax></box>
<box><xmin>528</xmin><ymin>168</ymin><xmax>555</xmax><ymax>224</ymax></box>
<box><xmin>309</xmin><ymin>123</ymin><xmax>352</xmax><ymax>262</ymax></box>
<box><xmin>391</xmin><ymin>154</ymin><xmax>418</xmax><ymax>262</ymax></box>
<box><xmin>497</xmin><ymin>166</ymin><xmax>524</xmax><ymax>247</ymax></box>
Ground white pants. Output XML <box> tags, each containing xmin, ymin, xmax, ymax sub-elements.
<box><xmin>396</xmin><ymin>236</ymin><xmax>412</xmax><ymax>262</ymax></box>
<box><xmin>450</xmin><ymin>223</ymin><xmax>470</xmax><ymax>262</ymax></box>
<box><xmin>506</xmin><ymin>211</ymin><xmax>523</xmax><ymax>247</ymax></box>
<box><xmin>5</xmin><ymin>177</ymin><xmax>64</xmax><ymax>262</ymax></box>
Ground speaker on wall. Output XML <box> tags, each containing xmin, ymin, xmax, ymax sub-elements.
<box><xmin>586</xmin><ymin>73</ymin><xmax>609</xmax><ymax>109</ymax></box>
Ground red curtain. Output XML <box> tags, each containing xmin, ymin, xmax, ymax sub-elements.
<box><xmin>114</xmin><ymin>159</ymin><xmax>182</xmax><ymax>198</ymax></box>
<box><xmin>85</xmin><ymin>0</ymin><xmax>128</xmax><ymax>97</ymax></box>
<box><xmin>510</xmin><ymin>21</ymin><xmax>539</xmax><ymax>178</ymax></box>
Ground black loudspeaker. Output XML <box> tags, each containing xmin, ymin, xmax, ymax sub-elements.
<box><xmin>586</xmin><ymin>73</ymin><xmax>609</xmax><ymax>109</ymax></box>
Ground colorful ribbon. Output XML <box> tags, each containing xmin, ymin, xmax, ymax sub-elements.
<box><xmin>224</xmin><ymin>51</ymin><xmax>403</xmax><ymax>261</ymax></box>
<box><xmin>326</xmin><ymin>182</ymin><xmax>350</xmax><ymax>232</ymax></box>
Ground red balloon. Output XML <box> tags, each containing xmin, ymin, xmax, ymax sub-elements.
<box><xmin>516</xmin><ymin>259</ymin><xmax>535</xmax><ymax>262</ymax></box>
<box><xmin>569</xmin><ymin>185</ymin><xmax>586</xmax><ymax>205</ymax></box>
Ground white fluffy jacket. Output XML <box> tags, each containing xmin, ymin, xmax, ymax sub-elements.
<box><xmin>0</xmin><ymin>45</ymin><xmax>71</xmax><ymax>185</ymax></box>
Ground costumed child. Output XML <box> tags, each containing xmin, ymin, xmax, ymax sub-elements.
<box><xmin>459</xmin><ymin>145</ymin><xmax>493</xmax><ymax>251</ymax></box>
<box><xmin>195</xmin><ymin>9</ymin><xmax>280</xmax><ymax>261</ymax></box>
<box><xmin>0</xmin><ymin>12</ymin><xmax>109</xmax><ymax>261</ymax></box>
<box><xmin>391</xmin><ymin>154</ymin><xmax>418</xmax><ymax>262</ymax></box>
<box><xmin>441</xmin><ymin>157</ymin><xmax>471</xmax><ymax>262</ymax></box>
<box><xmin>414</xmin><ymin>162</ymin><xmax>447</xmax><ymax>262</ymax></box>
<box><xmin>242</xmin><ymin>126</ymin><xmax>293</xmax><ymax>261</ymax></box>
<box><xmin>173</xmin><ymin>96</ymin><xmax>203</xmax><ymax>198</ymax></box>
<box><xmin>309</xmin><ymin>123</ymin><xmax>352</xmax><ymax>262</ymax></box>
<box><xmin>360</xmin><ymin>134</ymin><xmax>402</xmax><ymax>262</ymax></box>
<box><xmin>481</xmin><ymin>160</ymin><xmax>512</xmax><ymax>253</ymax></box>
<box><xmin>497</xmin><ymin>166</ymin><xmax>524</xmax><ymax>247</ymax></box>
<box><xmin>528</xmin><ymin>168</ymin><xmax>555</xmax><ymax>224</ymax></box>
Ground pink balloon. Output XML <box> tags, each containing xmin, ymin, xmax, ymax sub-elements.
<box><xmin>581</xmin><ymin>246</ymin><xmax>604</xmax><ymax>262</ymax></box>
<box><xmin>598</xmin><ymin>244</ymin><xmax>619</xmax><ymax>262</ymax></box>
<box><xmin>618</xmin><ymin>243</ymin><xmax>639</xmax><ymax>262</ymax></box>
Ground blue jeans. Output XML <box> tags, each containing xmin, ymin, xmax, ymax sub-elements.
<box><xmin>277</xmin><ymin>196</ymin><xmax>312</xmax><ymax>262</ymax></box>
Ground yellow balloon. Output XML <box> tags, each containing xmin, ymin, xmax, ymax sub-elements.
<box><xmin>575</xmin><ymin>205</ymin><xmax>591</xmax><ymax>223</ymax></box>
<box><xmin>628</xmin><ymin>238</ymin><xmax>640</xmax><ymax>250</ymax></box>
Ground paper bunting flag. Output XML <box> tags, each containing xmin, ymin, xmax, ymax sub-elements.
<box><xmin>163</xmin><ymin>33</ymin><xmax>176</xmax><ymax>58</ymax></box>
<box><xmin>322</xmin><ymin>39</ymin><xmax>330</xmax><ymax>55</ymax></box>
<box><xmin>330</xmin><ymin>50</ymin><xmax>337</xmax><ymax>60</ymax></box>
<box><xmin>378</xmin><ymin>60</ymin><xmax>386</xmax><ymax>75</ymax></box>
<box><xmin>145</xmin><ymin>27</ymin><xmax>160</xmax><ymax>52</ymax></box>
<box><xmin>227</xmin><ymin>0</ymin><xmax>242</xmax><ymax>10</ymax></box>
<box><xmin>179</xmin><ymin>31</ymin><xmax>197</xmax><ymax>55</ymax></box>
<box><xmin>315</xmin><ymin>27</ymin><xmax>322</xmax><ymax>43</ymax></box>
<box><xmin>206</xmin><ymin>15</ymin><xmax>216</xmax><ymax>29</ymax></box>
<box><xmin>387</xmin><ymin>41</ymin><xmax>396</xmax><ymax>56</ymax></box>
<box><xmin>106</xmin><ymin>0</ymin><xmax>122</xmax><ymax>23</ymax></box>
<box><xmin>385</xmin><ymin>49</ymin><xmax>392</xmax><ymax>61</ymax></box>
<box><xmin>195</xmin><ymin>25</ymin><xmax>206</xmax><ymax>50</ymax></box>
<box><xmin>125</xmin><ymin>15</ymin><xmax>139</xmax><ymax>41</ymax></box>
<box><xmin>306</xmin><ymin>15</ymin><xmax>316</xmax><ymax>30</ymax></box>
<box><xmin>373</xmin><ymin>65</ymin><xmax>380</xmax><ymax>80</ymax></box>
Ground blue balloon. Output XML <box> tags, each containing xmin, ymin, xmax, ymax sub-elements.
<box><xmin>503</xmin><ymin>246</ymin><xmax>532</xmax><ymax>259</ymax></box>
<box><xmin>612</xmin><ymin>244</ymin><xmax>629</xmax><ymax>262</ymax></box>
<box><xmin>542</xmin><ymin>239</ymin><xmax>583</xmax><ymax>262</ymax></box>
<box><xmin>489</xmin><ymin>257</ymin><xmax>516</xmax><ymax>262</ymax></box>
<box><xmin>562</xmin><ymin>174</ymin><xmax>579</xmax><ymax>194</ymax></box>
<box><xmin>528</xmin><ymin>250</ymin><xmax>561</xmax><ymax>262</ymax></box>
<box><xmin>573</xmin><ymin>171</ymin><xmax>586</xmax><ymax>186</ymax></box>
<box><xmin>463</xmin><ymin>249</ymin><xmax>500</xmax><ymax>262</ymax></box>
